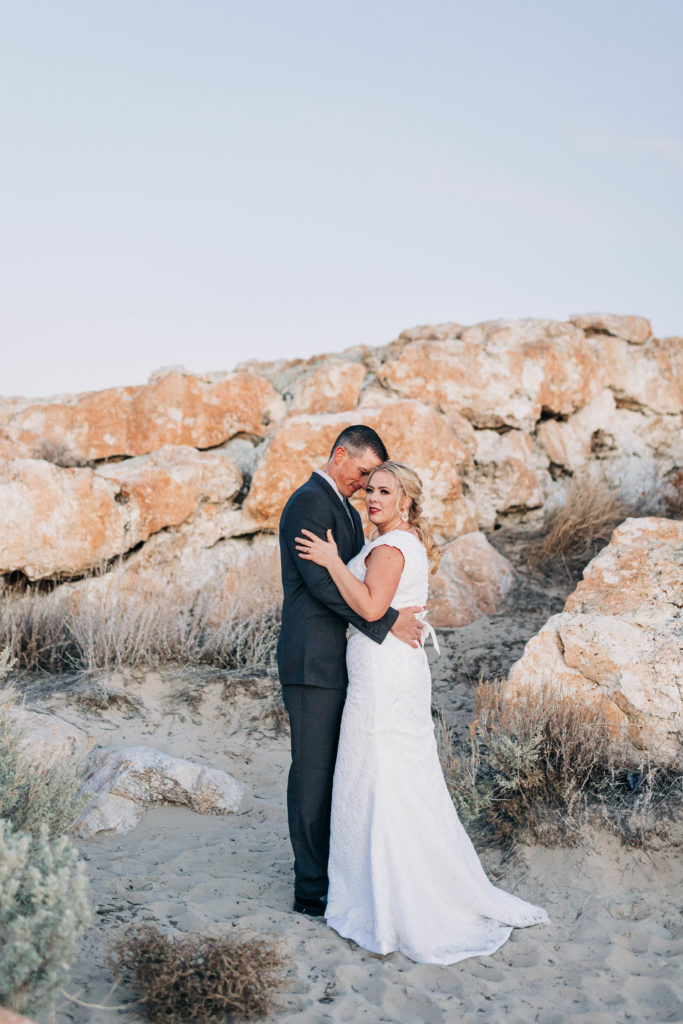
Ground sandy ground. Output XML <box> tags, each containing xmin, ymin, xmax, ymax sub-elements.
<box><xmin>18</xmin><ymin>563</ymin><xmax>683</xmax><ymax>1024</ymax></box>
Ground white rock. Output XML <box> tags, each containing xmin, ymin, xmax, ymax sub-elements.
<box><xmin>506</xmin><ymin>517</ymin><xmax>683</xmax><ymax>767</ymax></box>
<box><xmin>73</xmin><ymin>746</ymin><xmax>246</xmax><ymax>837</ymax></box>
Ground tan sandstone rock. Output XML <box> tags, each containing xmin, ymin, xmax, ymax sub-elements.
<box><xmin>0</xmin><ymin>448</ymin><xmax>243</xmax><ymax>580</ymax></box>
<box><xmin>537</xmin><ymin>389</ymin><xmax>617</xmax><ymax>471</ymax></box>
<box><xmin>397</xmin><ymin>322</ymin><xmax>464</xmax><ymax>342</ymax></box>
<box><xmin>0</xmin><ymin>460</ymin><xmax>130</xmax><ymax>579</ymax></box>
<box><xmin>4</xmin><ymin>369</ymin><xmax>285</xmax><ymax>461</ymax></box>
<box><xmin>428</xmin><ymin>532</ymin><xmax>515</xmax><ymax>628</ymax></box>
<box><xmin>569</xmin><ymin>312</ymin><xmax>652</xmax><ymax>344</ymax></box>
<box><xmin>469</xmin><ymin>429</ymin><xmax>544</xmax><ymax>529</ymax></box>
<box><xmin>243</xmin><ymin>401</ymin><xmax>473</xmax><ymax>536</ymax></box>
<box><xmin>288</xmin><ymin>360</ymin><xmax>367</xmax><ymax>415</ymax></box>
<box><xmin>73</xmin><ymin>746</ymin><xmax>246</xmax><ymax>837</ymax></box>
<box><xmin>379</xmin><ymin>319</ymin><xmax>606</xmax><ymax>430</ymax></box>
<box><xmin>584</xmin><ymin>334</ymin><xmax>682</xmax><ymax>415</ymax></box>
<box><xmin>507</xmin><ymin>517</ymin><xmax>683</xmax><ymax>767</ymax></box>
<box><xmin>95</xmin><ymin>446</ymin><xmax>242</xmax><ymax>542</ymax></box>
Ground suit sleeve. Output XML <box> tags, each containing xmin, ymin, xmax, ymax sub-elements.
<box><xmin>282</xmin><ymin>492</ymin><xmax>399</xmax><ymax>644</ymax></box>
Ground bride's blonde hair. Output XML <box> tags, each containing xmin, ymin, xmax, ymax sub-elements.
<box><xmin>368</xmin><ymin>460</ymin><xmax>441</xmax><ymax>573</ymax></box>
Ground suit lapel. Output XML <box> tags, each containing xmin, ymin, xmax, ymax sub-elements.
<box><xmin>308</xmin><ymin>473</ymin><xmax>358</xmax><ymax>554</ymax></box>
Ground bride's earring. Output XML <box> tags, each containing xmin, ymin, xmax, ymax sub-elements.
<box><xmin>401</xmin><ymin>508</ymin><xmax>409</xmax><ymax>522</ymax></box>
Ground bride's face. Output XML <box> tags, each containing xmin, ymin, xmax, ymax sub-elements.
<box><xmin>366</xmin><ymin>470</ymin><xmax>408</xmax><ymax>531</ymax></box>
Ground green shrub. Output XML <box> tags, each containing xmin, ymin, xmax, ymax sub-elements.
<box><xmin>0</xmin><ymin>821</ymin><xmax>92</xmax><ymax>1015</ymax></box>
<box><xmin>0</xmin><ymin>684</ymin><xmax>86</xmax><ymax>841</ymax></box>
<box><xmin>110</xmin><ymin>925</ymin><xmax>287</xmax><ymax>1023</ymax></box>
<box><xmin>438</xmin><ymin>679</ymin><xmax>681</xmax><ymax>847</ymax></box>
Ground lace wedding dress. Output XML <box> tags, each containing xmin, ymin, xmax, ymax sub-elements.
<box><xmin>325</xmin><ymin>529</ymin><xmax>549</xmax><ymax>965</ymax></box>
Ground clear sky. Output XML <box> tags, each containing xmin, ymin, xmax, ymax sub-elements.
<box><xmin>2</xmin><ymin>0</ymin><xmax>681</xmax><ymax>398</ymax></box>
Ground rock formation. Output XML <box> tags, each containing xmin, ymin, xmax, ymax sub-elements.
<box><xmin>0</xmin><ymin>314</ymin><xmax>680</xmax><ymax>628</ymax></box>
<box><xmin>506</xmin><ymin>517</ymin><xmax>683</xmax><ymax>768</ymax></box>
<box><xmin>73</xmin><ymin>747</ymin><xmax>246</xmax><ymax>838</ymax></box>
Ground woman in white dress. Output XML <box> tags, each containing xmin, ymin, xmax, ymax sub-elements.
<box><xmin>295</xmin><ymin>460</ymin><xmax>548</xmax><ymax>965</ymax></box>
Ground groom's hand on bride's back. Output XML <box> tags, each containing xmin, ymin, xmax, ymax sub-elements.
<box><xmin>390</xmin><ymin>607</ymin><xmax>424</xmax><ymax>648</ymax></box>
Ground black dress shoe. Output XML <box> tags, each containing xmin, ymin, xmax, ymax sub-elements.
<box><xmin>293</xmin><ymin>896</ymin><xmax>326</xmax><ymax>917</ymax></box>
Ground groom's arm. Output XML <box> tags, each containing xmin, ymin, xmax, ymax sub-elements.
<box><xmin>281</xmin><ymin>495</ymin><xmax>398</xmax><ymax>644</ymax></box>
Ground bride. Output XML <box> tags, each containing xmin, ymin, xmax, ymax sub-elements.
<box><xmin>295</xmin><ymin>460</ymin><xmax>549</xmax><ymax>965</ymax></box>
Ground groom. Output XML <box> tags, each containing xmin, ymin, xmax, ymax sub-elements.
<box><xmin>278</xmin><ymin>424</ymin><xmax>422</xmax><ymax>916</ymax></box>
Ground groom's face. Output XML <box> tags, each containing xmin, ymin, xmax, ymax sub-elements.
<box><xmin>332</xmin><ymin>446</ymin><xmax>383</xmax><ymax>497</ymax></box>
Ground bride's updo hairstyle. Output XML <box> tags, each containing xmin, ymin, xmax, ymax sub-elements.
<box><xmin>368</xmin><ymin>460</ymin><xmax>441</xmax><ymax>573</ymax></box>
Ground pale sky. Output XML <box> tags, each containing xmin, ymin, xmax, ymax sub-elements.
<box><xmin>2</xmin><ymin>0</ymin><xmax>681</xmax><ymax>398</ymax></box>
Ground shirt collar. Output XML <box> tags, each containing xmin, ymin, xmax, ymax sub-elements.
<box><xmin>315</xmin><ymin>468</ymin><xmax>346</xmax><ymax>504</ymax></box>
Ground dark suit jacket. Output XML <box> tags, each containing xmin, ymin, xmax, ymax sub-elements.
<box><xmin>277</xmin><ymin>473</ymin><xmax>399</xmax><ymax>689</ymax></box>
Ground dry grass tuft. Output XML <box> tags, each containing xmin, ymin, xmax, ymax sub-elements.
<box><xmin>110</xmin><ymin>925</ymin><xmax>287</xmax><ymax>1023</ymax></box>
<box><xmin>0</xmin><ymin>552</ymin><xmax>281</xmax><ymax>675</ymax></box>
<box><xmin>437</xmin><ymin>679</ymin><xmax>681</xmax><ymax>848</ymax></box>
<box><xmin>526</xmin><ymin>471</ymin><xmax>629</xmax><ymax>573</ymax></box>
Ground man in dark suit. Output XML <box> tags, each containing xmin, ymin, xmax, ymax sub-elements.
<box><xmin>278</xmin><ymin>424</ymin><xmax>422</xmax><ymax>916</ymax></box>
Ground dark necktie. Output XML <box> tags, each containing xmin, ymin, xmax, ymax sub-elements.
<box><xmin>343</xmin><ymin>498</ymin><xmax>354</xmax><ymax>526</ymax></box>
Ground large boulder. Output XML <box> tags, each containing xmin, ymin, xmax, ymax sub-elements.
<box><xmin>243</xmin><ymin>400</ymin><xmax>474</xmax><ymax>537</ymax></box>
<box><xmin>428</xmin><ymin>532</ymin><xmax>515</xmax><ymax>627</ymax></box>
<box><xmin>584</xmin><ymin>334</ymin><xmax>682</xmax><ymax>415</ymax></box>
<box><xmin>569</xmin><ymin>312</ymin><xmax>652</xmax><ymax>344</ymax></box>
<box><xmin>506</xmin><ymin>518</ymin><xmax>683</xmax><ymax>767</ymax></box>
<box><xmin>3</xmin><ymin>369</ymin><xmax>285</xmax><ymax>461</ymax></box>
<box><xmin>0</xmin><ymin>460</ymin><xmax>131</xmax><ymax>579</ymax></box>
<box><xmin>95</xmin><ymin>445</ymin><xmax>242</xmax><ymax>541</ymax></box>
<box><xmin>0</xmin><ymin>448</ymin><xmax>242</xmax><ymax>580</ymax></box>
<box><xmin>469</xmin><ymin>429</ymin><xmax>544</xmax><ymax>529</ymax></box>
<box><xmin>73</xmin><ymin>747</ymin><xmax>246</xmax><ymax>837</ymax></box>
<box><xmin>378</xmin><ymin>319</ymin><xmax>606</xmax><ymax>431</ymax></box>
<box><xmin>288</xmin><ymin>359</ymin><xmax>367</xmax><ymax>415</ymax></box>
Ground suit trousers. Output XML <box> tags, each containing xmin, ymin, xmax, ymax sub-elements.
<box><xmin>282</xmin><ymin>684</ymin><xmax>346</xmax><ymax>902</ymax></box>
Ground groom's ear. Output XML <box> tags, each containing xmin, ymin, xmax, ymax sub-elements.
<box><xmin>332</xmin><ymin>446</ymin><xmax>347</xmax><ymax>464</ymax></box>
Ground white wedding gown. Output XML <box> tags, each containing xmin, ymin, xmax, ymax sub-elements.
<box><xmin>325</xmin><ymin>529</ymin><xmax>549</xmax><ymax>965</ymax></box>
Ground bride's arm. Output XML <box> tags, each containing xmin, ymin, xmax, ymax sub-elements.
<box><xmin>296</xmin><ymin>528</ymin><xmax>403</xmax><ymax>621</ymax></box>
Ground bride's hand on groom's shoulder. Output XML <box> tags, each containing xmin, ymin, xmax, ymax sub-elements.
<box><xmin>295</xmin><ymin>527</ymin><xmax>339</xmax><ymax>569</ymax></box>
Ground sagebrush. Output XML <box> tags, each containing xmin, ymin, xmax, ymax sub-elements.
<box><xmin>0</xmin><ymin>678</ymin><xmax>86</xmax><ymax>840</ymax></box>
<box><xmin>110</xmin><ymin>925</ymin><xmax>287</xmax><ymax>1023</ymax></box>
<box><xmin>0</xmin><ymin>550</ymin><xmax>281</xmax><ymax>674</ymax></box>
<box><xmin>0</xmin><ymin>821</ymin><xmax>92</xmax><ymax>1015</ymax></box>
<box><xmin>526</xmin><ymin>471</ymin><xmax>629</xmax><ymax>572</ymax></box>
<box><xmin>437</xmin><ymin>679</ymin><xmax>681</xmax><ymax>847</ymax></box>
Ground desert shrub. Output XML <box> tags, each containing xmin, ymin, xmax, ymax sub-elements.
<box><xmin>437</xmin><ymin>679</ymin><xmax>681</xmax><ymax>847</ymax></box>
<box><xmin>0</xmin><ymin>682</ymin><xmax>86</xmax><ymax>840</ymax></box>
<box><xmin>0</xmin><ymin>551</ymin><xmax>281</xmax><ymax>674</ymax></box>
<box><xmin>110</xmin><ymin>925</ymin><xmax>287</xmax><ymax>1023</ymax></box>
<box><xmin>0</xmin><ymin>821</ymin><xmax>92</xmax><ymax>1015</ymax></box>
<box><xmin>527</xmin><ymin>471</ymin><xmax>629</xmax><ymax>573</ymax></box>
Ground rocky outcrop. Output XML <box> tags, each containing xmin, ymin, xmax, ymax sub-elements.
<box><xmin>73</xmin><ymin>747</ymin><xmax>246</xmax><ymax>837</ymax></box>
<box><xmin>378</xmin><ymin>319</ymin><xmax>606</xmax><ymax>430</ymax></box>
<box><xmin>2</xmin><ymin>368</ymin><xmax>285</xmax><ymax>461</ymax></box>
<box><xmin>506</xmin><ymin>518</ymin><xmax>683</xmax><ymax>768</ymax></box>
<box><xmin>0</xmin><ymin>448</ymin><xmax>242</xmax><ymax>579</ymax></box>
<box><xmin>0</xmin><ymin>313</ymin><xmax>680</xmax><ymax>626</ymax></box>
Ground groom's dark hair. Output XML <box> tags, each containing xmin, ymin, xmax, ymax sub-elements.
<box><xmin>329</xmin><ymin>425</ymin><xmax>388</xmax><ymax>461</ymax></box>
